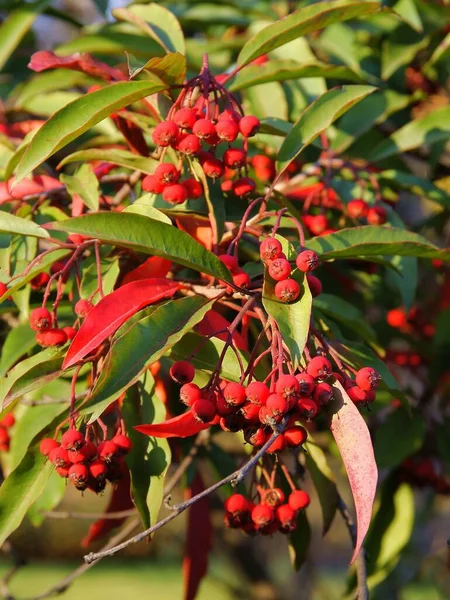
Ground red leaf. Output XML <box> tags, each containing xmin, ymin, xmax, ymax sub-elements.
<box><xmin>134</xmin><ymin>411</ymin><xmax>210</xmax><ymax>439</ymax></box>
<box><xmin>330</xmin><ymin>382</ymin><xmax>378</xmax><ymax>564</ymax></box>
<box><xmin>63</xmin><ymin>278</ymin><xmax>179</xmax><ymax>369</ymax></box>
<box><xmin>81</xmin><ymin>467</ymin><xmax>134</xmax><ymax>547</ymax></box>
<box><xmin>196</xmin><ymin>309</ymin><xmax>247</xmax><ymax>351</ymax></box>
<box><xmin>28</xmin><ymin>51</ymin><xmax>126</xmax><ymax>81</ymax></box>
<box><xmin>122</xmin><ymin>256</ymin><xmax>173</xmax><ymax>286</ymax></box>
<box><xmin>0</xmin><ymin>120</ymin><xmax>45</xmax><ymax>139</ymax></box>
<box><xmin>112</xmin><ymin>115</ymin><xmax>150</xmax><ymax>156</ymax></box>
<box><xmin>7</xmin><ymin>177</ymin><xmax>44</xmax><ymax>199</ymax></box>
<box><xmin>183</xmin><ymin>472</ymin><xmax>212</xmax><ymax>600</ymax></box>
<box><xmin>175</xmin><ymin>216</ymin><xmax>213</xmax><ymax>251</ymax></box>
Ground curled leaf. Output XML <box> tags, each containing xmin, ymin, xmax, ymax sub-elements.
<box><xmin>29</xmin><ymin>50</ymin><xmax>126</xmax><ymax>81</ymax></box>
<box><xmin>122</xmin><ymin>256</ymin><xmax>173</xmax><ymax>285</ymax></box>
<box><xmin>135</xmin><ymin>411</ymin><xmax>210</xmax><ymax>439</ymax></box>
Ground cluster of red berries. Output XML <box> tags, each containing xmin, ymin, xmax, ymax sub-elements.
<box><xmin>260</xmin><ymin>236</ymin><xmax>322</xmax><ymax>302</ymax></box>
<box><xmin>39</xmin><ymin>428</ymin><xmax>132</xmax><ymax>493</ymax></box>
<box><xmin>0</xmin><ymin>413</ymin><xmax>15</xmax><ymax>452</ymax></box>
<box><xmin>347</xmin><ymin>199</ymin><xmax>387</xmax><ymax>225</ymax></box>
<box><xmin>218</xmin><ymin>253</ymin><xmax>251</xmax><ymax>291</ymax></box>
<box><xmin>28</xmin><ymin>300</ymin><xmax>93</xmax><ymax>346</ymax></box>
<box><xmin>386</xmin><ymin>306</ymin><xmax>435</xmax><ymax>338</ymax></box>
<box><xmin>224</xmin><ymin>488</ymin><xmax>310</xmax><ymax>536</ymax></box>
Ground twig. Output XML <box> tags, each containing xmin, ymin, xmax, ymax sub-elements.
<box><xmin>45</xmin><ymin>509</ymin><xmax>137</xmax><ymax>520</ymax></box>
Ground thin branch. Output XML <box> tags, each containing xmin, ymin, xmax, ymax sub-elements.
<box><xmin>45</xmin><ymin>509</ymin><xmax>137</xmax><ymax>520</ymax></box>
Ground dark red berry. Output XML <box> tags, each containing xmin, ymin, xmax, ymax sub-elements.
<box><xmin>276</xmin><ymin>504</ymin><xmax>297</xmax><ymax>532</ymax></box>
<box><xmin>36</xmin><ymin>328</ymin><xmax>68</xmax><ymax>347</ymax></box>
<box><xmin>260</xmin><ymin>237</ymin><xmax>282</xmax><ymax>261</ymax></box>
<box><xmin>223</xmin><ymin>148</ymin><xmax>247</xmax><ymax>169</ymax></box>
<box><xmin>200</xmin><ymin>154</ymin><xmax>224</xmax><ymax>179</ymax></box>
<box><xmin>275</xmin><ymin>278</ymin><xmax>300</xmax><ymax>302</ymax></box>
<box><xmin>288</xmin><ymin>490</ymin><xmax>310</xmax><ymax>511</ymax></box>
<box><xmin>346</xmin><ymin>386</ymin><xmax>368</xmax><ymax>404</ymax></box>
<box><xmin>266</xmin><ymin>435</ymin><xmax>286</xmax><ymax>454</ymax></box>
<box><xmin>295</xmin><ymin>372</ymin><xmax>315</xmax><ymax>396</ymax></box>
<box><xmin>30</xmin><ymin>307</ymin><xmax>52</xmax><ymax>332</ymax></box>
<box><xmin>61</xmin><ymin>429</ymin><xmax>85</xmax><ymax>451</ymax></box>
<box><xmin>98</xmin><ymin>440</ymin><xmax>119</xmax><ymax>463</ymax></box>
<box><xmin>268</xmin><ymin>258</ymin><xmax>291</xmax><ymax>281</ymax></box>
<box><xmin>239</xmin><ymin>115</ymin><xmax>260</xmax><ymax>138</ymax></box>
<box><xmin>49</xmin><ymin>447</ymin><xmax>70</xmax><ymax>468</ymax></box>
<box><xmin>56</xmin><ymin>466</ymin><xmax>70</xmax><ymax>478</ymax></box>
<box><xmin>313</xmin><ymin>382</ymin><xmax>333</xmax><ymax>405</ymax></box>
<box><xmin>152</xmin><ymin>121</ymin><xmax>179</xmax><ymax>147</ymax></box>
<box><xmin>245</xmin><ymin>381</ymin><xmax>270</xmax><ymax>405</ymax></box>
<box><xmin>296</xmin><ymin>250</ymin><xmax>319</xmax><ymax>272</ymax></box>
<box><xmin>192</xmin><ymin>399</ymin><xmax>216</xmax><ymax>423</ymax></box>
<box><xmin>219</xmin><ymin>254</ymin><xmax>239</xmax><ymax>273</ymax></box>
<box><xmin>275</xmin><ymin>374</ymin><xmax>299</xmax><ymax>398</ymax></box>
<box><xmin>251</xmin><ymin>503</ymin><xmax>274</xmax><ymax>528</ymax></box>
<box><xmin>296</xmin><ymin>396</ymin><xmax>319</xmax><ymax>419</ymax></box>
<box><xmin>232</xmin><ymin>271</ymin><xmax>251</xmax><ymax>289</ymax></box>
<box><xmin>170</xmin><ymin>360</ymin><xmax>195</xmax><ymax>384</ymax></box>
<box><xmin>89</xmin><ymin>459</ymin><xmax>108</xmax><ymax>480</ymax></box>
<box><xmin>31</xmin><ymin>272</ymin><xmax>50</xmax><ymax>290</ymax></box>
<box><xmin>266</xmin><ymin>393</ymin><xmax>289</xmax><ymax>416</ymax></box>
<box><xmin>216</xmin><ymin>120</ymin><xmax>239</xmax><ymax>142</ymax></box>
<box><xmin>225</xmin><ymin>493</ymin><xmax>249</xmax><ymax>514</ymax></box>
<box><xmin>306</xmin><ymin>274</ymin><xmax>322</xmax><ymax>297</ymax></box>
<box><xmin>244</xmin><ymin>426</ymin><xmax>268</xmax><ymax>447</ymax></box>
<box><xmin>175</xmin><ymin>134</ymin><xmax>201</xmax><ymax>155</ymax></box>
<box><xmin>193</xmin><ymin>118</ymin><xmax>216</xmax><ymax>141</ymax></box>
<box><xmin>240</xmin><ymin>402</ymin><xmax>261</xmax><ymax>423</ymax></box>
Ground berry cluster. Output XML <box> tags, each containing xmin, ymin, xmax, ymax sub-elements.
<box><xmin>0</xmin><ymin>413</ymin><xmax>15</xmax><ymax>452</ymax></box>
<box><xmin>28</xmin><ymin>300</ymin><xmax>92</xmax><ymax>347</ymax></box>
<box><xmin>39</xmin><ymin>428</ymin><xmax>132</xmax><ymax>493</ymax></box>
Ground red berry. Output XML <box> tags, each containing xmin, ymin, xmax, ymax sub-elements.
<box><xmin>307</xmin><ymin>356</ymin><xmax>332</xmax><ymax>379</ymax></box>
<box><xmin>200</xmin><ymin>154</ymin><xmax>224</xmax><ymax>179</ymax></box>
<box><xmin>260</xmin><ymin>238</ymin><xmax>282</xmax><ymax>261</ymax></box>
<box><xmin>215</xmin><ymin>120</ymin><xmax>239</xmax><ymax>142</ymax></box>
<box><xmin>173</xmin><ymin>108</ymin><xmax>197</xmax><ymax>130</ymax></box>
<box><xmin>288</xmin><ymin>490</ymin><xmax>310</xmax><ymax>511</ymax></box>
<box><xmin>30</xmin><ymin>307</ymin><xmax>52</xmax><ymax>332</ymax></box>
<box><xmin>40</xmin><ymin>438</ymin><xmax>59</xmax><ymax>457</ymax></box>
<box><xmin>63</xmin><ymin>326</ymin><xmax>77</xmax><ymax>340</ymax></box>
<box><xmin>61</xmin><ymin>429</ymin><xmax>85</xmax><ymax>451</ymax></box>
<box><xmin>221</xmin><ymin>180</ymin><xmax>233</xmax><ymax>193</ymax></box>
<box><xmin>313</xmin><ymin>382</ymin><xmax>333</xmax><ymax>405</ymax></box>
<box><xmin>367</xmin><ymin>205</ymin><xmax>387</xmax><ymax>225</ymax></box>
<box><xmin>183</xmin><ymin>178</ymin><xmax>203</xmax><ymax>199</ymax></box>
<box><xmin>274</xmin><ymin>278</ymin><xmax>300</xmax><ymax>303</ymax></box>
<box><xmin>175</xmin><ymin>134</ymin><xmax>201</xmax><ymax>155</ymax></box>
<box><xmin>152</xmin><ymin>121</ymin><xmax>179</xmax><ymax>147</ymax></box>
<box><xmin>232</xmin><ymin>177</ymin><xmax>256</xmax><ymax>198</ymax></box>
<box><xmin>244</xmin><ymin>426</ymin><xmax>268</xmax><ymax>447</ymax></box>
<box><xmin>266</xmin><ymin>434</ymin><xmax>286</xmax><ymax>454</ymax></box>
<box><xmin>346</xmin><ymin>386</ymin><xmax>368</xmax><ymax>404</ymax></box>
<box><xmin>223</xmin><ymin>148</ymin><xmax>247</xmax><ymax>169</ymax></box>
<box><xmin>266</xmin><ymin>393</ymin><xmax>289</xmax><ymax>416</ymax></box>
<box><xmin>0</xmin><ymin>413</ymin><xmax>14</xmax><ymax>428</ymax></box>
<box><xmin>233</xmin><ymin>271</ymin><xmax>251</xmax><ymax>288</ymax></box>
<box><xmin>193</xmin><ymin>118</ymin><xmax>216</xmax><ymax>141</ymax></box>
<box><xmin>276</xmin><ymin>504</ymin><xmax>297</xmax><ymax>532</ymax></box>
<box><xmin>275</xmin><ymin>374</ymin><xmax>299</xmax><ymax>398</ymax></box>
<box><xmin>284</xmin><ymin>425</ymin><xmax>307</xmax><ymax>447</ymax></box>
<box><xmin>307</xmin><ymin>274</ymin><xmax>322</xmax><ymax>297</ymax></box>
<box><xmin>216</xmin><ymin>393</ymin><xmax>235</xmax><ymax>416</ymax></box>
<box><xmin>218</xmin><ymin>109</ymin><xmax>241</xmax><ymax>124</ymax></box>
<box><xmin>192</xmin><ymin>399</ymin><xmax>216</xmax><ymax>423</ymax></box>
<box><xmin>89</xmin><ymin>459</ymin><xmax>108</xmax><ymax>480</ymax></box>
<box><xmin>251</xmin><ymin>155</ymin><xmax>276</xmax><ymax>181</ymax></box>
<box><xmin>306</xmin><ymin>214</ymin><xmax>328</xmax><ymax>235</ymax></box>
<box><xmin>69</xmin><ymin>463</ymin><xmax>89</xmax><ymax>490</ymax></box>
<box><xmin>295</xmin><ymin>372</ymin><xmax>315</xmax><ymax>396</ymax></box>
<box><xmin>239</xmin><ymin>115</ymin><xmax>260</xmax><ymax>138</ymax></box>
<box><xmin>49</xmin><ymin>447</ymin><xmax>70</xmax><ymax>468</ymax></box>
<box><xmin>98</xmin><ymin>440</ymin><xmax>119</xmax><ymax>463</ymax></box>
<box><xmin>355</xmin><ymin>367</ymin><xmax>381</xmax><ymax>391</ymax></box>
<box><xmin>259</xmin><ymin>405</ymin><xmax>280</xmax><ymax>425</ymax></box>
<box><xmin>240</xmin><ymin>402</ymin><xmax>261</xmax><ymax>423</ymax></box>
<box><xmin>180</xmin><ymin>383</ymin><xmax>202</xmax><ymax>406</ymax></box>
<box><xmin>251</xmin><ymin>503</ymin><xmax>274</xmax><ymax>528</ymax></box>
<box><xmin>36</xmin><ymin>328</ymin><xmax>68</xmax><ymax>347</ymax></box>
<box><xmin>387</xmin><ymin>308</ymin><xmax>408</xmax><ymax>329</ymax></box>
<box><xmin>31</xmin><ymin>272</ymin><xmax>50</xmax><ymax>290</ymax></box>
<box><xmin>142</xmin><ymin>174</ymin><xmax>164</xmax><ymax>194</ymax></box>
<box><xmin>268</xmin><ymin>258</ymin><xmax>291</xmax><ymax>281</ymax></box>
<box><xmin>0</xmin><ymin>282</ymin><xmax>8</xmax><ymax>297</ymax></box>
<box><xmin>223</xmin><ymin>382</ymin><xmax>246</xmax><ymax>406</ymax></box>
<box><xmin>75</xmin><ymin>299</ymin><xmax>93</xmax><ymax>318</ymax></box>
<box><xmin>347</xmin><ymin>199</ymin><xmax>368</xmax><ymax>219</ymax></box>
<box><xmin>82</xmin><ymin>441</ymin><xmax>97</xmax><ymax>462</ymax></box>
<box><xmin>261</xmin><ymin>488</ymin><xmax>285</xmax><ymax>508</ymax></box>
<box><xmin>219</xmin><ymin>254</ymin><xmax>239</xmax><ymax>273</ymax></box>
<box><xmin>296</xmin><ymin>250</ymin><xmax>319</xmax><ymax>272</ymax></box>
<box><xmin>111</xmin><ymin>434</ymin><xmax>132</xmax><ymax>455</ymax></box>
<box><xmin>170</xmin><ymin>360</ymin><xmax>195</xmax><ymax>384</ymax></box>
<box><xmin>225</xmin><ymin>493</ymin><xmax>249</xmax><ymax>514</ymax></box>
<box><xmin>296</xmin><ymin>396</ymin><xmax>319</xmax><ymax>419</ymax></box>
<box><xmin>162</xmin><ymin>183</ymin><xmax>188</xmax><ymax>205</ymax></box>
<box><xmin>154</xmin><ymin>163</ymin><xmax>180</xmax><ymax>185</ymax></box>
<box><xmin>56</xmin><ymin>466</ymin><xmax>70</xmax><ymax>478</ymax></box>
<box><xmin>245</xmin><ymin>381</ymin><xmax>270</xmax><ymax>405</ymax></box>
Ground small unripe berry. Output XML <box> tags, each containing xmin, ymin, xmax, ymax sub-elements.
<box><xmin>251</xmin><ymin>503</ymin><xmax>274</xmax><ymax>528</ymax></box>
<box><xmin>218</xmin><ymin>254</ymin><xmax>239</xmax><ymax>273</ymax></box>
<box><xmin>355</xmin><ymin>367</ymin><xmax>381</xmax><ymax>391</ymax></box>
<box><xmin>61</xmin><ymin>429</ymin><xmax>85</xmax><ymax>451</ymax></box>
<box><xmin>40</xmin><ymin>438</ymin><xmax>59</xmax><ymax>457</ymax></box>
<box><xmin>111</xmin><ymin>434</ymin><xmax>132</xmax><ymax>455</ymax></box>
<box><xmin>152</xmin><ymin>121</ymin><xmax>179</xmax><ymax>147</ymax></box>
<box><xmin>223</xmin><ymin>382</ymin><xmax>246</xmax><ymax>406</ymax></box>
<box><xmin>49</xmin><ymin>447</ymin><xmax>70</xmax><ymax>468</ymax></box>
<box><xmin>260</xmin><ymin>237</ymin><xmax>282</xmax><ymax>261</ymax></box>
<box><xmin>75</xmin><ymin>299</ymin><xmax>93</xmax><ymax>318</ymax></box>
<box><xmin>175</xmin><ymin>134</ymin><xmax>201</xmax><ymax>155</ymax></box>
<box><xmin>306</xmin><ymin>274</ymin><xmax>322</xmax><ymax>297</ymax></box>
<box><xmin>216</xmin><ymin>120</ymin><xmax>239</xmax><ymax>142</ymax></box>
<box><xmin>162</xmin><ymin>183</ymin><xmax>188</xmax><ymax>205</ymax></box>
<box><xmin>154</xmin><ymin>163</ymin><xmax>180</xmax><ymax>185</ymax></box>
<box><xmin>142</xmin><ymin>174</ymin><xmax>164</xmax><ymax>194</ymax></box>
<box><xmin>98</xmin><ymin>440</ymin><xmax>119</xmax><ymax>463</ymax></box>
<box><xmin>173</xmin><ymin>108</ymin><xmax>197</xmax><ymax>130</ymax></box>
<box><xmin>30</xmin><ymin>307</ymin><xmax>52</xmax><ymax>332</ymax></box>
<box><xmin>223</xmin><ymin>148</ymin><xmax>247</xmax><ymax>169</ymax></box>
<box><xmin>284</xmin><ymin>425</ymin><xmax>307</xmax><ymax>447</ymax></box>
<box><xmin>268</xmin><ymin>258</ymin><xmax>291</xmax><ymax>281</ymax></box>
<box><xmin>367</xmin><ymin>205</ymin><xmax>387</xmax><ymax>225</ymax></box>
<box><xmin>296</xmin><ymin>250</ymin><xmax>319</xmax><ymax>272</ymax></box>
<box><xmin>36</xmin><ymin>328</ymin><xmax>68</xmax><ymax>347</ymax></box>
<box><xmin>232</xmin><ymin>177</ymin><xmax>256</xmax><ymax>198</ymax></box>
<box><xmin>296</xmin><ymin>396</ymin><xmax>319</xmax><ymax>419</ymax></box>
<box><xmin>295</xmin><ymin>372</ymin><xmax>315</xmax><ymax>396</ymax></box>
<box><xmin>69</xmin><ymin>463</ymin><xmax>89</xmax><ymax>490</ymax></box>
<box><xmin>192</xmin><ymin>399</ymin><xmax>216</xmax><ymax>423</ymax></box>
<box><xmin>183</xmin><ymin>178</ymin><xmax>203</xmax><ymax>199</ymax></box>
<box><xmin>245</xmin><ymin>381</ymin><xmax>270</xmax><ymax>405</ymax></box>
<box><xmin>347</xmin><ymin>199</ymin><xmax>368</xmax><ymax>219</ymax></box>
<box><xmin>225</xmin><ymin>493</ymin><xmax>249</xmax><ymax>514</ymax></box>
<box><xmin>170</xmin><ymin>360</ymin><xmax>195</xmax><ymax>384</ymax></box>
<box><xmin>193</xmin><ymin>118</ymin><xmax>216</xmax><ymax>141</ymax></box>
<box><xmin>180</xmin><ymin>383</ymin><xmax>202</xmax><ymax>406</ymax></box>
<box><xmin>313</xmin><ymin>382</ymin><xmax>333</xmax><ymax>405</ymax></box>
<box><xmin>275</xmin><ymin>374</ymin><xmax>299</xmax><ymax>398</ymax></box>
<box><xmin>288</xmin><ymin>490</ymin><xmax>310</xmax><ymax>511</ymax></box>
<box><xmin>239</xmin><ymin>115</ymin><xmax>260</xmax><ymax>138</ymax></box>
<box><xmin>274</xmin><ymin>278</ymin><xmax>300</xmax><ymax>303</ymax></box>
<box><xmin>307</xmin><ymin>356</ymin><xmax>332</xmax><ymax>379</ymax></box>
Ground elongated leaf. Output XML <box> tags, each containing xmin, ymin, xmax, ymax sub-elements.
<box><xmin>263</xmin><ymin>271</ymin><xmax>312</xmax><ymax>370</ymax></box>
<box><xmin>330</xmin><ymin>382</ymin><xmax>378</xmax><ymax>564</ymax></box>
<box><xmin>236</xmin><ymin>0</ymin><xmax>381</xmax><ymax>67</ymax></box>
<box><xmin>305</xmin><ymin>440</ymin><xmax>338</xmax><ymax>534</ymax></box>
<box><xmin>27</xmin><ymin>470</ymin><xmax>66</xmax><ymax>527</ymax></box>
<box><xmin>60</xmin><ymin>164</ymin><xmax>99</xmax><ymax>212</ymax></box>
<box><xmin>135</xmin><ymin>411</ymin><xmax>210</xmax><ymax>439</ymax></box>
<box><xmin>84</xmin><ymin>296</ymin><xmax>216</xmax><ymax>418</ymax></box>
<box><xmin>63</xmin><ymin>278</ymin><xmax>179</xmax><ymax>369</ymax></box>
<box><xmin>289</xmin><ymin>511</ymin><xmax>311</xmax><ymax>570</ymax></box>
<box><xmin>80</xmin><ymin>257</ymin><xmax>120</xmax><ymax>299</ymax></box>
<box><xmin>14</xmin><ymin>80</ymin><xmax>167</xmax><ymax>184</ymax></box>
<box><xmin>377</xmin><ymin>170</ymin><xmax>450</xmax><ymax>207</ymax></box>
<box><xmin>307</xmin><ymin>226</ymin><xmax>449</xmax><ymax>261</ymax></box>
<box><xmin>374</xmin><ymin>408</ymin><xmax>425</xmax><ymax>469</ymax></box>
<box><xmin>277</xmin><ymin>85</ymin><xmax>376</xmax><ymax>169</ymax></box>
<box><xmin>129</xmin><ymin>53</ymin><xmax>186</xmax><ymax>85</ymax></box>
<box><xmin>314</xmin><ymin>294</ymin><xmax>375</xmax><ymax>344</ymax></box>
<box><xmin>368</xmin><ymin>106</ymin><xmax>450</xmax><ymax>162</ymax></box>
<box><xmin>58</xmin><ymin>148</ymin><xmax>157</xmax><ymax>174</ymax></box>
<box><xmin>424</xmin><ymin>31</ymin><xmax>450</xmax><ymax>71</ymax></box>
<box><xmin>0</xmin><ymin>211</ymin><xmax>50</xmax><ymax>239</ymax></box>
<box><xmin>381</xmin><ymin>26</ymin><xmax>428</xmax><ymax>80</ymax></box>
<box><xmin>0</xmin><ymin>324</ymin><xmax>36</xmax><ymax>377</ymax></box>
<box><xmin>48</xmin><ymin>213</ymin><xmax>233</xmax><ymax>282</ymax></box>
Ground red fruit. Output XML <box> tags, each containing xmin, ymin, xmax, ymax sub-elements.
<box><xmin>218</xmin><ymin>109</ymin><xmax>241</xmax><ymax>124</ymax></box>
<box><xmin>0</xmin><ymin>282</ymin><xmax>8</xmax><ymax>297</ymax></box>
<box><xmin>152</xmin><ymin>121</ymin><xmax>179</xmax><ymax>147</ymax></box>
<box><xmin>221</xmin><ymin>180</ymin><xmax>233</xmax><ymax>193</ymax></box>
<box><xmin>355</xmin><ymin>367</ymin><xmax>381</xmax><ymax>391</ymax></box>
<box><xmin>75</xmin><ymin>299</ymin><xmax>93</xmax><ymax>318</ymax></box>
<box><xmin>296</xmin><ymin>396</ymin><xmax>319</xmax><ymax>419</ymax></box>
<box><xmin>251</xmin><ymin>503</ymin><xmax>274</xmax><ymax>528</ymax></box>
<box><xmin>98</xmin><ymin>440</ymin><xmax>119</xmax><ymax>463</ymax></box>
<box><xmin>175</xmin><ymin>133</ymin><xmax>201</xmax><ymax>155</ymax></box>
<box><xmin>306</xmin><ymin>214</ymin><xmax>328</xmax><ymax>235</ymax></box>
<box><xmin>266</xmin><ymin>393</ymin><xmax>289</xmax><ymax>416</ymax></box>
<box><xmin>232</xmin><ymin>177</ymin><xmax>256</xmax><ymax>197</ymax></box>
<box><xmin>313</xmin><ymin>382</ymin><xmax>333</xmax><ymax>405</ymax></box>
<box><xmin>63</xmin><ymin>326</ymin><xmax>77</xmax><ymax>340</ymax></box>
<box><xmin>154</xmin><ymin>163</ymin><xmax>179</xmax><ymax>185</ymax></box>
<box><xmin>295</xmin><ymin>372</ymin><xmax>315</xmax><ymax>396</ymax></box>
<box><xmin>266</xmin><ymin>434</ymin><xmax>286</xmax><ymax>454</ymax></box>
<box><xmin>268</xmin><ymin>258</ymin><xmax>291</xmax><ymax>281</ymax></box>
<box><xmin>223</xmin><ymin>148</ymin><xmax>247</xmax><ymax>169</ymax></box>
<box><xmin>192</xmin><ymin>399</ymin><xmax>216</xmax><ymax>423</ymax></box>
<box><xmin>69</xmin><ymin>463</ymin><xmax>89</xmax><ymax>490</ymax></box>
<box><xmin>252</xmin><ymin>155</ymin><xmax>275</xmax><ymax>178</ymax></box>
<box><xmin>347</xmin><ymin>199</ymin><xmax>368</xmax><ymax>219</ymax></box>
<box><xmin>56</xmin><ymin>466</ymin><xmax>70</xmax><ymax>478</ymax></box>
<box><xmin>306</xmin><ymin>274</ymin><xmax>322</xmax><ymax>297</ymax></box>
<box><xmin>193</xmin><ymin>118</ymin><xmax>216</xmax><ymax>141</ymax></box>
<box><xmin>274</xmin><ymin>278</ymin><xmax>300</xmax><ymax>303</ymax></box>
<box><xmin>240</xmin><ymin>402</ymin><xmax>261</xmax><ymax>423</ymax></box>
<box><xmin>49</xmin><ymin>447</ymin><xmax>70</xmax><ymax>468</ymax></box>
<box><xmin>0</xmin><ymin>414</ymin><xmax>15</xmax><ymax>428</ymax></box>
<box><xmin>233</xmin><ymin>271</ymin><xmax>251</xmax><ymax>288</ymax></box>
<box><xmin>346</xmin><ymin>386</ymin><xmax>368</xmax><ymax>404</ymax></box>
<box><xmin>296</xmin><ymin>250</ymin><xmax>319</xmax><ymax>272</ymax></box>
<box><xmin>259</xmin><ymin>405</ymin><xmax>279</xmax><ymax>425</ymax></box>
<box><xmin>239</xmin><ymin>115</ymin><xmax>260</xmax><ymax>138</ymax></box>
<box><xmin>365</xmin><ymin>390</ymin><xmax>376</xmax><ymax>403</ymax></box>
<box><xmin>261</xmin><ymin>488</ymin><xmax>285</xmax><ymax>507</ymax></box>
<box><xmin>201</xmin><ymin>154</ymin><xmax>224</xmax><ymax>179</ymax></box>
<box><xmin>276</xmin><ymin>504</ymin><xmax>297</xmax><ymax>532</ymax></box>
<box><xmin>245</xmin><ymin>381</ymin><xmax>270</xmax><ymax>405</ymax></box>
<box><xmin>30</xmin><ymin>307</ymin><xmax>52</xmax><ymax>332</ymax></box>
<box><xmin>111</xmin><ymin>434</ymin><xmax>132</xmax><ymax>455</ymax></box>
<box><xmin>61</xmin><ymin>429</ymin><xmax>85</xmax><ymax>451</ymax></box>
<box><xmin>216</xmin><ymin>393</ymin><xmax>235</xmax><ymax>416</ymax></box>
<box><xmin>170</xmin><ymin>360</ymin><xmax>195</xmax><ymax>384</ymax></box>
<box><xmin>275</xmin><ymin>374</ymin><xmax>299</xmax><ymax>398</ymax></box>
<box><xmin>284</xmin><ymin>425</ymin><xmax>307</xmax><ymax>447</ymax></box>
<box><xmin>180</xmin><ymin>383</ymin><xmax>202</xmax><ymax>406</ymax></box>
<box><xmin>216</xmin><ymin>120</ymin><xmax>239</xmax><ymax>142</ymax></box>
<box><xmin>173</xmin><ymin>108</ymin><xmax>197</xmax><ymax>130</ymax></box>
<box><xmin>40</xmin><ymin>438</ymin><xmax>59</xmax><ymax>457</ymax></box>
<box><xmin>142</xmin><ymin>174</ymin><xmax>164</xmax><ymax>194</ymax></box>
<box><xmin>82</xmin><ymin>441</ymin><xmax>97</xmax><ymax>461</ymax></box>
<box><xmin>183</xmin><ymin>178</ymin><xmax>203</xmax><ymax>199</ymax></box>
<box><xmin>89</xmin><ymin>459</ymin><xmax>108</xmax><ymax>480</ymax></box>
<box><xmin>31</xmin><ymin>272</ymin><xmax>50</xmax><ymax>290</ymax></box>
<box><xmin>219</xmin><ymin>254</ymin><xmax>239</xmax><ymax>273</ymax></box>
<box><xmin>162</xmin><ymin>183</ymin><xmax>188</xmax><ymax>205</ymax></box>
<box><xmin>387</xmin><ymin>308</ymin><xmax>407</xmax><ymax>329</ymax></box>
<box><xmin>367</xmin><ymin>205</ymin><xmax>387</xmax><ymax>225</ymax></box>
<box><xmin>36</xmin><ymin>328</ymin><xmax>68</xmax><ymax>347</ymax></box>
<box><xmin>224</xmin><ymin>382</ymin><xmax>246</xmax><ymax>406</ymax></box>
<box><xmin>288</xmin><ymin>490</ymin><xmax>310</xmax><ymax>511</ymax></box>
<box><xmin>225</xmin><ymin>493</ymin><xmax>249</xmax><ymax>514</ymax></box>
<box><xmin>244</xmin><ymin>426</ymin><xmax>268</xmax><ymax>447</ymax></box>
<box><xmin>260</xmin><ymin>237</ymin><xmax>283</xmax><ymax>261</ymax></box>
<box><xmin>306</xmin><ymin>356</ymin><xmax>332</xmax><ymax>379</ymax></box>
<box><xmin>219</xmin><ymin>414</ymin><xmax>244</xmax><ymax>433</ymax></box>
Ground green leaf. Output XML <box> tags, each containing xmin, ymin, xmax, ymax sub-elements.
<box><xmin>289</xmin><ymin>511</ymin><xmax>311</xmax><ymax>570</ymax></box>
<box><xmin>423</xmin><ymin>31</ymin><xmax>450</xmax><ymax>71</ymax></box>
<box><xmin>84</xmin><ymin>296</ymin><xmax>217</xmax><ymax>420</ymax></box>
<box><xmin>14</xmin><ymin>80</ymin><xmax>167</xmax><ymax>184</ymax></box>
<box><xmin>27</xmin><ymin>470</ymin><xmax>65</xmax><ymax>527</ymax></box>
<box><xmin>229</xmin><ymin>60</ymin><xmax>362</xmax><ymax>92</ymax></box>
<box><xmin>378</xmin><ymin>169</ymin><xmax>450</xmax><ymax>207</ymax></box>
<box><xmin>374</xmin><ymin>408</ymin><xmax>425</xmax><ymax>468</ymax></box>
<box><xmin>80</xmin><ymin>257</ymin><xmax>120</xmax><ymax>300</ymax></box>
<box><xmin>236</xmin><ymin>0</ymin><xmax>382</xmax><ymax>67</ymax></box>
<box><xmin>0</xmin><ymin>324</ymin><xmax>36</xmax><ymax>377</ymax></box>
<box><xmin>60</xmin><ymin>164</ymin><xmax>100</xmax><ymax>212</ymax></box>
<box><xmin>368</xmin><ymin>106</ymin><xmax>450</xmax><ymax>162</ymax></box>
<box><xmin>0</xmin><ymin>211</ymin><xmax>50</xmax><ymax>240</ymax></box>
<box><xmin>314</xmin><ymin>294</ymin><xmax>376</xmax><ymax>344</ymax></box>
<box><xmin>277</xmin><ymin>85</ymin><xmax>376</xmax><ymax>170</ymax></box>
<box><xmin>392</xmin><ymin>0</ymin><xmax>423</xmax><ymax>32</ymax></box>
<box><xmin>49</xmin><ymin>213</ymin><xmax>232</xmax><ymax>281</ymax></box>
<box><xmin>381</xmin><ymin>25</ymin><xmax>429</xmax><ymax>80</ymax></box>
<box><xmin>307</xmin><ymin>225</ymin><xmax>449</xmax><ymax>261</ymax></box>
<box><xmin>128</xmin><ymin>53</ymin><xmax>187</xmax><ymax>85</ymax></box>
<box><xmin>263</xmin><ymin>271</ymin><xmax>312</xmax><ymax>369</ymax></box>
<box><xmin>305</xmin><ymin>439</ymin><xmax>338</xmax><ymax>534</ymax></box>
<box><xmin>0</xmin><ymin>448</ymin><xmax>52</xmax><ymax>546</ymax></box>
<box><xmin>125</xmin><ymin>197</ymin><xmax>172</xmax><ymax>223</ymax></box>
<box><xmin>123</xmin><ymin>372</ymin><xmax>171</xmax><ymax>529</ymax></box>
